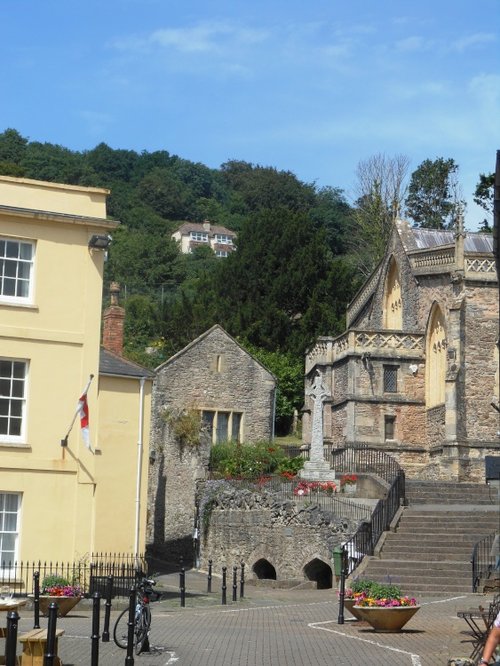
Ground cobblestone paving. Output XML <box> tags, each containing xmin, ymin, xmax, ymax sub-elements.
<box><xmin>3</xmin><ymin>573</ymin><xmax>491</xmax><ymax>665</ymax></box>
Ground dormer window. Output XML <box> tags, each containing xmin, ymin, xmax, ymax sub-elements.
<box><xmin>215</xmin><ymin>234</ymin><xmax>233</xmax><ymax>245</ymax></box>
<box><xmin>190</xmin><ymin>231</ymin><xmax>208</xmax><ymax>242</ymax></box>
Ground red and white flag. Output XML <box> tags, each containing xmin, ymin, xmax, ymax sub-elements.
<box><xmin>78</xmin><ymin>391</ymin><xmax>90</xmax><ymax>449</ymax></box>
<box><xmin>61</xmin><ymin>374</ymin><xmax>94</xmax><ymax>452</ymax></box>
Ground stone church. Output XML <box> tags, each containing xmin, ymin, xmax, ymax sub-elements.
<box><xmin>303</xmin><ymin>219</ymin><xmax>499</xmax><ymax>481</ymax></box>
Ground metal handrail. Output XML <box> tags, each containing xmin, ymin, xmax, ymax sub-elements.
<box><xmin>471</xmin><ymin>532</ymin><xmax>498</xmax><ymax>592</ymax></box>
<box><xmin>342</xmin><ymin>471</ymin><xmax>406</xmax><ymax>575</ymax></box>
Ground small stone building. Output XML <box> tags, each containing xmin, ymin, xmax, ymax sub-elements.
<box><xmin>147</xmin><ymin>325</ymin><xmax>276</xmax><ymax>563</ymax></box>
<box><xmin>303</xmin><ymin>219</ymin><xmax>499</xmax><ymax>481</ymax></box>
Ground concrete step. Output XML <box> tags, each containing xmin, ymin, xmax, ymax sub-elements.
<box><xmin>401</xmin><ymin>513</ymin><xmax>499</xmax><ymax>521</ymax></box>
<box><xmin>364</xmin><ymin>559</ymin><xmax>470</xmax><ymax>573</ymax></box>
<box><xmin>379</xmin><ymin>550</ymin><xmax>470</xmax><ymax>561</ymax></box>
<box><xmin>384</xmin><ymin>535</ymin><xmax>485</xmax><ymax>545</ymax></box>
<box><xmin>396</xmin><ymin>527</ymin><xmax>495</xmax><ymax>536</ymax></box>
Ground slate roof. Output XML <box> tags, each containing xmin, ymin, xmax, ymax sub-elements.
<box><xmin>397</xmin><ymin>219</ymin><xmax>493</xmax><ymax>253</ymax></box>
<box><xmin>173</xmin><ymin>221</ymin><xmax>236</xmax><ymax>236</ymax></box>
<box><xmin>99</xmin><ymin>348</ymin><xmax>154</xmax><ymax>379</ymax></box>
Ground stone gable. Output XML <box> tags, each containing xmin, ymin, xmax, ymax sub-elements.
<box><xmin>147</xmin><ymin>325</ymin><xmax>276</xmax><ymax>563</ymax></box>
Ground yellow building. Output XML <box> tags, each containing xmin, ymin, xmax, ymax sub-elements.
<box><xmin>0</xmin><ymin>176</ymin><xmax>152</xmax><ymax>574</ymax></box>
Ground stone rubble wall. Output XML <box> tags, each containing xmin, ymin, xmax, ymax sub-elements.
<box><xmin>198</xmin><ymin>484</ymin><xmax>359</xmax><ymax>580</ymax></box>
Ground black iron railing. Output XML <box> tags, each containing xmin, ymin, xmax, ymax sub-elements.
<box><xmin>336</xmin><ymin>447</ymin><xmax>405</xmax><ymax>576</ymax></box>
<box><xmin>472</xmin><ymin>532</ymin><xmax>498</xmax><ymax>592</ymax></box>
<box><xmin>0</xmin><ymin>552</ymin><xmax>147</xmax><ymax>599</ymax></box>
<box><xmin>332</xmin><ymin>445</ymin><xmax>402</xmax><ymax>484</ymax></box>
<box><xmin>204</xmin><ymin>474</ymin><xmax>373</xmax><ymax>522</ymax></box>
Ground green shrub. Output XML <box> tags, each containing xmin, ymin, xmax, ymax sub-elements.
<box><xmin>350</xmin><ymin>579</ymin><xmax>402</xmax><ymax>599</ymax></box>
<box><xmin>209</xmin><ymin>440</ymin><xmax>295</xmax><ymax>478</ymax></box>
<box><xmin>41</xmin><ymin>575</ymin><xmax>71</xmax><ymax>589</ymax></box>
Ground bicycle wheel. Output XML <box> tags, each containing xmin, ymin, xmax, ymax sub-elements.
<box><xmin>113</xmin><ymin>608</ymin><xmax>130</xmax><ymax>649</ymax></box>
<box><xmin>135</xmin><ymin>605</ymin><xmax>151</xmax><ymax>655</ymax></box>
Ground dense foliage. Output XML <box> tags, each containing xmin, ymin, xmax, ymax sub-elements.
<box><xmin>3</xmin><ymin>129</ymin><xmax>486</xmax><ymax>431</ymax></box>
<box><xmin>209</xmin><ymin>440</ymin><xmax>303</xmax><ymax>478</ymax></box>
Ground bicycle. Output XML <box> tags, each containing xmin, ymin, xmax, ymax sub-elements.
<box><xmin>113</xmin><ymin>577</ymin><xmax>157</xmax><ymax>654</ymax></box>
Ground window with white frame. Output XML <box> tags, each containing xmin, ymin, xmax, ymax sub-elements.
<box><xmin>215</xmin><ymin>234</ymin><xmax>233</xmax><ymax>245</ymax></box>
<box><xmin>215</xmin><ymin>250</ymin><xmax>229</xmax><ymax>258</ymax></box>
<box><xmin>0</xmin><ymin>238</ymin><xmax>34</xmax><ymax>303</ymax></box>
<box><xmin>202</xmin><ymin>410</ymin><xmax>242</xmax><ymax>443</ymax></box>
<box><xmin>0</xmin><ymin>359</ymin><xmax>28</xmax><ymax>442</ymax></box>
<box><xmin>0</xmin><ymin>493</ymin><xmax>21</xmax><ymax>565</ymax></box>
<box><xmin>190</xmin><ymin>231</ymin><xmax>209</xmax><ymax>242</ymax></box>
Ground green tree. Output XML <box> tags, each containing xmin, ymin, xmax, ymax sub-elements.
<box><xmin>137</xmin><ymin>167</ymin><xmax>193</xmax><ymax>219</ymax></box>
<box><xmin>220</xmin><ymin>160</ymin><xmax>316</xmax><ymax>213</ymax></box>
<box><xmin>208</xmin><ymin>206</ymin><xmax>348</xmax><ymax>356</ymax></box>
<box><xmin>474</xmin><ymin>172</ymin><xmax>494</xmax><ymax>231</ymax></box>
<box><xmin>405</xmin><ymin>157</ymin><xmax>464</xmax><ymax>229</ymax></box>
<box><xmin>349</xmin><ymin>153</ymin><xmax>410</xmax><ymax>277</ymax></box>
<box><xmin>240</xmin><ymin>342</ymin><xmax>304</xmax><ymax>429</ymax></box>
<box><xmin>0</xmin><ymin>128</ymin><xmax>28</xmax><ymax>175</ymax></box>
<box><xmin>84</xmin><ymin>142</ymin><xmax>139</xmax><ymax>182</ymax></box>
<box><xmin>105</xmin><ymin>226</ymin><xmax>180</xmax><ymax>295</ymax></box>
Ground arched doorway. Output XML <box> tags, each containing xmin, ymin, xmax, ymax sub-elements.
<box><xmin>303</xmin><ymin>558</ymin><xmax>333</xmax><ymax>589</ymax></box>
<box><xmin>252</xmin><ymin>559</ymin><xmax>277</xmax><ymax>580</ymax></box>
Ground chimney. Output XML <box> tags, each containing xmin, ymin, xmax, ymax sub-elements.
<box><xmin>202</xmin><ymin>220</ymin><xmax>211</xmax><ymax>231</ymax></box>
<box><xmin>102</xmin><ymin>282</ymin><xmax>125</xmax><ymax>356</ymax></box>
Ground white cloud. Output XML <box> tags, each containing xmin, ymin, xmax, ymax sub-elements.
<box><xmin>451</xmin><ymin>32</ymin><xmax>496</xmax><ymax>52</ymax></box>
<box><xmin>395</xmin><ymin>36</ymin><xmax>427</xmax><ymax>52</ymax></box>
<box><xmin>113</xmin><ymin>21</ymin><xmax>269</xmax><ymax>55</ymax></box>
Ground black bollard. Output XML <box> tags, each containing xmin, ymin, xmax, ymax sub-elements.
<box><xmin>240</xmin><ymin>562</ymin><xmax>245</xmax><ymax>599</ymax></box>
<box><xmin>337</xmin><ymin>545</ymin><xmax>348</xmax><ymax>625</ymax></box>
<box><xmin>207</xmin><ymin>559</ymin><xmax>212</xmax><ymax>593</ymax></box>
<box><xmin>125</xmin><ymin>587</ymin><xmax>136</xmax><ymax>666</ymax></box>
<box><xmin>221</xmin><ymin>566</ymin><xmax>227</xmax><ymax>605</ymax></box>
<box><xmin>33</xmin><ymin>570</ymin><xmax>40</xmax><ymax>629</ymax></box>
<box><xmin>232</xmin><ymin>566</ymin><xmax>237</xmax><ymax>602</ymax></box>
<box><xmin>44</xmin><ymin>601</ymin><xmax>58</xmax><ymax>666</ymax></box>
<box><xmin>102</xmin><ymin>575</ymin><xmax>113</xmax><ymax>642</ymax></box>
<box><xmin>91</xmin><ymin>592</ymin><xmax>101</xmax><ymax>666</ymax></box>
<box><xmin>5</xmin><ymin>610</ymin><xmax>19</xmax><ymax>666</ymax></box>
<box><xmin>180</xmin><ymin>567</ymin><xmax>186</xmax><ymax>608</ymax></box>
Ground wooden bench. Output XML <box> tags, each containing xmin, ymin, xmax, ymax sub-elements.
<box><xmin>18</xmin><ymin>628</ymin><xmax>64</xmax><ymax>666</ymax></box>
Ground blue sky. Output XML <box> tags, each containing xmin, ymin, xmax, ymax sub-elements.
<box><xmin>1</xmin><ymin>0</ymin><xmax>499</xmax><ymax>229</ymax></box>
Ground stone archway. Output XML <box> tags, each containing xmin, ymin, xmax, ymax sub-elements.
<box><xmin>303</xmin><ymin>558</ymin><xmax>333</xmax><ymax>589</ymax></box>
<box><xmin>252</xmin><ymin>558</ymin><xmax>277</xmax><ymax>580</ymax></box>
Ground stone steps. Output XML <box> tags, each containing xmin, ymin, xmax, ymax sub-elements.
<box><xmin>405</xmin><ymin>481</ymin><xmax>499</xmax><ymax>506</ymax></box>
<box><xmin>358</xmin><ymin>481</ymin><xmax>499</xmax><ymax>595</ymax></box>
<box><xmin>380</xmin><ymin>549</ymin><xmax>471</xmax><ymax>561</ymax></box>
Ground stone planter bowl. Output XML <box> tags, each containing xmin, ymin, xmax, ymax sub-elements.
<box><xmin>343</xmin><ymin>598</ymin><xmax>364</xmax><ymax>621</ymax></box>
<box><xmin>353</xmin><ymin>605</ymin><xmax>420</xmax><ymax>632</ymax></box>
<box><xmin>38</xmin><ymin>595</ymin><xmax>82</xmax><ymax>617</ymax></box>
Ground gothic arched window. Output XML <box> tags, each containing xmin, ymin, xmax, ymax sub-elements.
<box><xmin>426</xmin><ymin>304</ymin><xmax>447</xmax><ymax>407</ymax></box>
<box><xmin>383</xmin><ymin>257</ymin><xmax>402</xmax><ymax>330</ymax></box>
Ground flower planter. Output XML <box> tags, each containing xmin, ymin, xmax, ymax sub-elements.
<box><xmin>353</xmin><ymin>605</ymin><xmax>420</xmax><ymax>632</ymax></box>
<box><xmin>343</xmin><ymin>483</ymin><xmax>357</xmax><ymax>494</ymax></box>
<box><xmin>38</xmin><ymin>595</ymin><xmax>82</xmax><ymax>617</ymax></box>
<box><xmin>344</xmin><ymin>599</ymin><xmax>364</xmax><ymax>620</ymax></box>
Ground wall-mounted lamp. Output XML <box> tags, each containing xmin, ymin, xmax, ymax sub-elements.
<box><xmin>88</xmin><ymin>234</ymin><xmax>112</xmax><ymax>250</ymax></box>
<box><xmin>149</xmin><ymin>449</ymin><xmax>157</xmax><ymax>465</ymax></box>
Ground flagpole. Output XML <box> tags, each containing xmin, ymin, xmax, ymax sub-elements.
<box><xmin>61</xmin><ymin>374</ymin><xmax>94</xmax><ymax>447</ymax></box>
